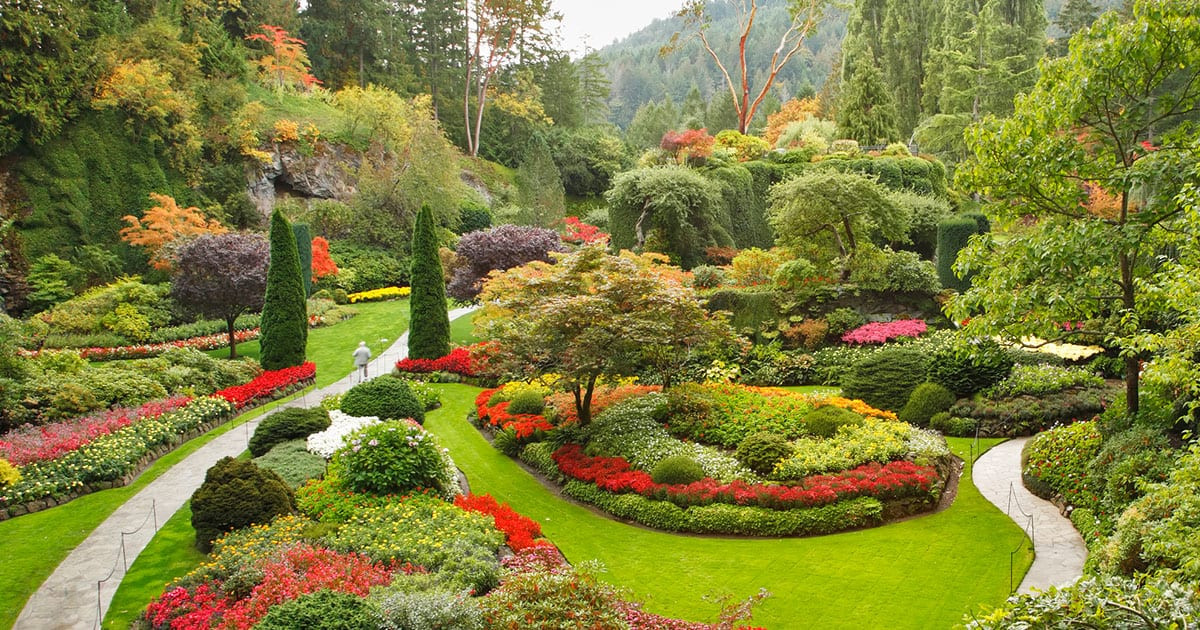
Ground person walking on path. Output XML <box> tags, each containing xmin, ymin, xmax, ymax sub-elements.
<box><xmin>352</xmin><ymin>341</ymin><xmax>372</xmax><ymax>382</ymax></box>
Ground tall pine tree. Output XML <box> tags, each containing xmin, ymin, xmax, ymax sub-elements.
<box><xmin>260</xmin><ymin>209</ymin><xmax>308</xmax><ymax>370</ymax></box>
<box><xmin>836</xmin><ymin>37</ymin><xmax>900</xmax><ymax>145</ymax></box>
<box><xmin>1051</xmin><ymin>0</ymin><xmax>1100</xmax><ymax>56</ymax></box>
<box><xmin>407</xmin><ymin>204</ymin><xmax>450</xmax><ymax>360</ymax></box>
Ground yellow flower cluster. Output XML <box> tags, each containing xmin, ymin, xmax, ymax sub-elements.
<box><xmin>347</xmin><ymin>286</ymin><xmax>411</xmax><ymax>303</ymax></box>
<box><xmin>1016</xmin><ymin>336</ymin><xmax>1104</xmax><ymax>361</ymax></box>
<box><xmin>181</xmin><ymin>515</ymin><xmax>313</xmax><ymax>586</ymax></box>
<box><xmin>0</xmin><ymin>458</ymin><xmax>20</xmax><ymax>487</ymax></box>
<box><xmin>775</xmin><ymin>421</ymin><xmax>914</xmax><ymax>479</ymax></box>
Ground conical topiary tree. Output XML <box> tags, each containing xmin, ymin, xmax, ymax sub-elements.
<box><xmin>408</xmin><ymin>204</ymin><xmax>449</xmax><ymax>359</ymax></box>
<box><xmin>292</xmin><ymin>222</ymin><xmax>313</xmax><ymax>297</ymax></box>
<box><xmin>260</xmin><ymin>209</ymin><xmax>308</xmax><ymax>370</ymax></box>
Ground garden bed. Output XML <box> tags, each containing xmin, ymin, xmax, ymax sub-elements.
<box><xmin>472</xmin><ymin>382</ymin><xmax>952</xmax><ymax>536</ymax></box>
<box><xmin>0</xmin><ymin>363</ymin><xmax>315</xmax><ymax>520</ymax></box>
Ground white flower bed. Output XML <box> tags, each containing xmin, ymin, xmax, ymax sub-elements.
<box><xmin>307</xmin><ymin>410</ymin><xmax>380</xmax><ymax>458</ymax></box>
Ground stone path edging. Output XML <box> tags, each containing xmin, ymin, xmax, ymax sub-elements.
<box><xmin>14</xmin><ymin>306</ymin><xmax>476</xmax><ymax>630</ymax></box>
<box><xmin>972</xmin><ymin>436</ymin><xmax>1087</xmax><ymax>594</ymax></box>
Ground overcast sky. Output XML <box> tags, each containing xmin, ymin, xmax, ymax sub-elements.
<box><xmin>553</xmin><ymin>0</ymin><xmax>684</xmax><ymax>55</ymax></box>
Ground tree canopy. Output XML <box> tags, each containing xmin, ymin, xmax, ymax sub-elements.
<box><xmin>171</xmin><ymin>232</ymin><xmax>269</xmax><ymax>358</ymax></box>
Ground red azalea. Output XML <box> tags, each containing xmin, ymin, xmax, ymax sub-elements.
<box><xmin>215</xmin><ymin>362</ymin><xmax>315</xmax><ymax>409</ymax></box>
<box><xmin>454</xmin><ymin>493</ymin><xmax>553</xmax><ymax>552</ymax></box>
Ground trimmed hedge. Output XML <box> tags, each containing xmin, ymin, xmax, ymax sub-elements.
<box><xmin>936</xmin><ymin>216</ymin><xmax>982</xmax><ymax>291</ymax></box>
<box><xmin>249</xmin><ymin>407</ymin><xmax>331</xmax><ymax>457</ymax></box>
<box><xmin>840</xmin><ymin>346</ymin><xmax>930</xmax><ymax>412</ymax></box>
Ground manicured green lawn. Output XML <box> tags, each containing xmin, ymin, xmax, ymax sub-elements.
<box><xmin>424</xmin><ymin>383</ymin><xmax>1033</xmax><ymax>629</ymax></box>
<box><xmin>449</xmin><ymin>307</ymin><xmax>479</xmax><ymax>346</ymax></box>
<box><xmin>207</xmin><ymin>299</ymin><xmax>410</xmax><ymax>387</ymax></box>
<box><xmin>102</xmin><ymin>504</ymin><xmax>204</xmax><ymax>630</ymax></box>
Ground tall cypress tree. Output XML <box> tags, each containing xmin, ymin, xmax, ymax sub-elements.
<box><xmin>836</xmin><ymin>37</ymin><xmax>900</xmax><ymax>145</ymax></box>
<box><xmin>407</xmin><ymin>204</ymin><xmax>449</xmax><ymax>360</ymax></box>
<box><xmin>292</xmin><ymin>223</ymin><xmax>313</xmax><ymax>297</ymax></box>
<box><xmin>260</xmin><ymin>209</ymin><xmax>308</xmax><ymax>370</ymax></box>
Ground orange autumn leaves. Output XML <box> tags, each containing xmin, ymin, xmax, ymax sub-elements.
<box><xmin>120</xmin><ymin>193</ymin><xmax>227</xmax><ymax>270</ymax></box>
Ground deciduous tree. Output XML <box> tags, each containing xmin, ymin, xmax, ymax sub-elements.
<box><xmin>447</xmin><ymin>225</ymin><xmax>563</xmax><ymax>301</ymax></box>
<box><xmin>950</xmin><ymin>0</ymin><xmax>1200</xmax><ymax>415</ymax></box>
<box><xmin>663</xmin><ymin>0</ymin><xmax>829</xmax><ymax>134</ymax></box>
<box><xmin>120</xmin><ymin>193</ymin><xmax>228</xmax><ymax>271</ymax></box>
<box><xmin>172</xmin><ymin>233</ymin><xmax>269</xmax><ymax>358</ymax></box>
<box><xmin>477</xmin><ymin>246</ymin><xmax>736</xmax><ymax>424</ymax></box>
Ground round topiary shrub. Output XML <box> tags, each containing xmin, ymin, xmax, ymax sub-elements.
<box><xmin>506</xmin><ymin>390</ymin><xmax>546</xmax><ymax>416</ymax></box>
<box><xmin>840</xmin><ymin>346</ymin><xmax>930</xmax><ymax>412</ymax></box>
<box><xmin>929</xmin><ymin>412</ymin><xmax>977</xmax><ymax>437</ymax></box>
<box><xmin>340</xmin><ymin>376</ymin><xmax>425</xmax><ymax>424</ymax></box>
<box><xmin>255</xmin><ymin>589</ymin><xmax>379</xmax><ymax>630</ymax></box>
<box><xmin>249</xmin><ymin>407</ymin><xmax>332</xmax><ymax>457</ymax></box>
<box><xmin>190</xmin><ymin>457</ymin><xmax>295</xmax><ymax>551</ymax></box>
<box><xmin>330</xmin><ymin>420</ymin><xmax>453</xmax><ymax>496</ymax></box>
<box><xmin>651</xmin><ymin>455</ymin><xmax>706</xmax><ymax>485</ymax></box>
<box><xmin>899</xmin><ymin>382</ymin><xmax>956</xmax><ymax>427</ymax></box>
<box><xmin>803</xmin><ymin>405</ymin><xmax>866</xmax><ymax>438</ymax></box>
<box><xmin>735</xmin><ymin>432</ymin><xmax>794</xmax><ymax>477</ymax></box>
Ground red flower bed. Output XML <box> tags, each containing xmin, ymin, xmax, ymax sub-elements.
<box><xmin>215</xmin><ymin>362</ymin><xmax>315</xmax><ymax>409</ymax></box>
<box><xmin>0</xmin><ymin>397</ymin><xmax>192</xmax><ymax>465</ymax></box>
<box><xmin>475</xmin><ymin>396</ymin><xmax>555</xmax><ymax>439</ymax></box>
<box><xmin>454</xmin><ymin>492</ymin><xmax>554</xmax><ymax>552</ymax></box>
<box><xmin>562</xmin><ymin>216</ymin><xmax>609</xmax><ymax>245</ymax></box>
<box><xmin>395</xmin><ymin>345</ymin><xmax>477</xmax><ymax>376</ymax></box>
<box><xmin>552</xmin><ymin>444</ymin><xmax>937</xmax><ymax>510</ymax></box>
<box><xmin>145</xmin><ymin>544</ymin><xmax>395</xmax><ymax>630</ymax></box>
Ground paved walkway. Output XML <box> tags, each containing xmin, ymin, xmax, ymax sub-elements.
<box><xmin>972</xmin><ymin>436</ymin><xmax>1087</xmax><ymax>594</ymax></box>
<box><xmin>15</xmin><ymin>306</ymin><xmax>476</xmax><ymax>630</ymax></box>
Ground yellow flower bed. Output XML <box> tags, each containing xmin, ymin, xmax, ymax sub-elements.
<box><xmin>346</xmin><ymin>286</ymin><xmax>411</xmax><ymax>303</ymax></box>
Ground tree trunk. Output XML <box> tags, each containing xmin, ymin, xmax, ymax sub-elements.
<box><xmin>572</xmin><ymin>375</ymin><xmax>598</xmax><ymax>426</ymax></box>
<box><xmin>1119</xmin><ymin>251</ymin><xmax>1139</xmax><ymax>415</ymax></box>
<box><xmin>226</xmin><ymin>315</ymin><xmax>239</xmax><ymax>359</ymax></box>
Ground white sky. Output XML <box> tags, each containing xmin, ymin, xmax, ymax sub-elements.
<box><xmin>552</xmin><ymin>0</ymin><xmax>685</xmax><ymax>55</ymax></box>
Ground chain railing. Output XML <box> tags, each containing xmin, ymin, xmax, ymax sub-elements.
<box><xmin>95</xmin><ymin>500</ymin><xmax>158</xmax><ymax>629</ymax></box>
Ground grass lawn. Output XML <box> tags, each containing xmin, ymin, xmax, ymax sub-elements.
<box><xmin>207</xmin><ymin>299</ymin><xmax>410</xmax><ymax>388</ymax></box>
<box><xmin>449</xmin><ymin>307</ymin><xmax>479</xmax><ymax>346</ymax></box>
<box><xmin>102</xmin><ymin>504</ymin><xmax>204</xmax><ymax>630</ymax></box>
<box><xmin>424</xmin><ymin>383</ymin><xmax>1033</xmax><ymax>629</ymax></box>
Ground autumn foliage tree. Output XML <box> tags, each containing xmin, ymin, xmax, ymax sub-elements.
<box><xmin>664</xmin><ymin>0</ymin><xmax>829</xmax><ymax>134</ymax></box>
<box><xmin>763</xmin><ymin>97</ymin><xmax>820</xmax><ymax>147</ymax></box>
<box><xmin>245</xmin><ymin>24</ymin><xmax>320</xmax><ymax>91</ymax></box>
<box><xmin>476</xmin><ymin>245</ymin><xmax>737</xmax><ymax>424</ymax></box>
<box><xmin>120</xmin><ymin>193</ymin><xmax>227</xmax><ymax>271</ymax></box>
<box><xmin>660</xmin><ymin>128</ymin><xmax>715</xmax><ymax>164</ymax></box>
<box><xmin>311</xmin><ymin>236</ymin><xmax>339</xmax><ymax>279</ymax></box>
<box><xmin>171</xmin><ymin>233</ymin><xmax>269</xmax><ymax>358</ymax></box>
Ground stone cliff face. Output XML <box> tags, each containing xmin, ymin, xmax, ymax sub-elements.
<box><xmin>247</xmin><ymin>141</ymin><xmax>362</xmax><ymax>216</ymax></box>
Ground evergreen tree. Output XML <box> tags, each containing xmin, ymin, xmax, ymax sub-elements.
<box><xmin>881</xmin><ymin>0</ymin><xmax>942</xmax><ymax>136</ymax></box>
<box><xmin>1051</xmin><ymin>0</ymin><xmax>1100</xmax><ymax>56</ymax></box>
<box><xmin>680</xmin><ymin>85</ymin><xmax>707</xmax><ymax>129</ymax></box>
<box><xmin>407</xmin><ymin>204</ymin><xmax>449</xmax><ymax>360</ymax></box>
<box><xmin>626</xmin><ymin>98</ymin><xmax>677</xmax><ymax>149</ymax></box>
<box><xmin>292</xmin><ymin>223</ymin><xmax>312</xmax><ymax>297</ymax></box>
<box><xmin>836</xmin><ymin>38</ymin><xmax>900</xmax><ymax>145</ymax></box>
<box><xmin>260</xmin><ymin>209</ymin><xmax>308</xmax><ymax>370</ymax></box>
<box><xmin>706</xmin><ymin>93</ymin><xmax>740</xmax><ymax>134</ymax></box>
<box><xmin>514</xmin><ymin>137</ymin><xmax>566</xmax><ymax>228</ymax></box>
<box><xmin>577</xmin><ymin>49</ymin><xmax>612</xmax><ymax>126</ymax></box>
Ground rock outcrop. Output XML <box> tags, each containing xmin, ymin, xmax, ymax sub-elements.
<box><xmin>247</xmin><ymin>141</ymin><xmax>362</xmax><ymax>217</ymax></box>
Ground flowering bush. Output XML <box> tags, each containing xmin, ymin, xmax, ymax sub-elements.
<box><xmin>1023</xmin><ymin>420</ymin><xmax>1102</xmax><ymax>503</ymax></box>
<box><xmin>774</xmin><ymin>422</ymin><xmax>916</xmax><ymax>479</ymax></box>
<box><xmin>305</xmin><ymin>410</ymin><xmax>379</xmax><ymax>458</ymax></box>
<box><xmin>474</xmin><ymin>394</ymin><xmax>555</xmax><ymax>440</ymax></box>
<box><xmin>841</xmin><ymin>319</ymin><xmax>927</xmax><ymax>344</ymax></box>
<box><xmin>454</xmin><ymin>492</ymin><xmax>553</xmax><ymax>552</ymax></box>
<box><xmin>346</xmin><ymin>286</ymin><xmax>410</xmax><ymax>303</ymax></box>
<box><xmin>329</xmin><ymin>420</ymin><xmax>456</xmax><ymax>498</ymax></box>
<box><xmin>562</xmin><ymin>216</ymin><xmax>609</xmax><ymax>245</ymax></box>
<box><xmin>394</xmin><ymin>345</ymin><xmax>477</xmax><ymax>376</ymax></box>
<box><xmin>0</xmin><ymin>397</ymin><xmax>191</xmax><ymax>465</ymax></box>
<box><xmin>216</xmin><ymin>363</ymin><xmax>315</xmax><ymax>409</ymax></box>
<box><xmin>552</xmin><ymin>444</ymin><xmax>938</xmax><ymax>510</ymax></box>
<box><xmin>987</xmin><ymin>364</ymin><xmax>1105</xmax><ymax>398</ymax></box>
<box><xmin>294</xmin><ymin>476</ymin><xmax>395</xmax><ymax>523</ymax></box>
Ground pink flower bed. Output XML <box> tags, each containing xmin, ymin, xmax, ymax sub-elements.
<box><xmin>841</xmin><ymin>319</ymin><xmax>927</xmax><ymax>344</ymax></box>
<box><xmin>0</xmin><ymin>397</ymin><xmax>192</xmax><ymax>465</ymax></box>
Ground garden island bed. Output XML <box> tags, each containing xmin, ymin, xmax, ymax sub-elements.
<box><xmin>471</xmin><ymin>381</ymin><xmax>953</xmax><ymax>536</ymax></box>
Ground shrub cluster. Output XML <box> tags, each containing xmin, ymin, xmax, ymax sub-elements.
<box><xmin>340</xmin><ymin>377</ymin><xmax>424</xmax><ymax>423</ymax></box>
<box><xmin>328</xmin><ymin>420</ymin><xmax>456</xmax><ymax>498</ymax></box>
<box><xmin>898</xmin><ymin>382</ymin><xmax>956</xmax><ymax>427</ymax></box>
<box><xmin>249</xmin><ymin>407</ymin><xmax>331</xmax><ymax>457</ymax></box>
<box><xmin>253</xmin><ymin>440</ymin><xmax>328</xmax><ymax>488</ymax></box>
<box><xmin>840</xmin><ymin>346</ymin><xmax>929</xmax><ymax>412</ymax></box>
<box><xmin>190</xmin><ymin>456</ymin><xmax>296</xmax><ymax>551</ymax></box>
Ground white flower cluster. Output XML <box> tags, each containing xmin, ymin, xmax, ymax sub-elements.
<box><xmin>306</xmin><ymin>410</ymin><xmax>380</xmax><ymax>458</ymax></box>
<box><xmin>905</xmin><ymin>428</ymin><xmax>950</xmax><ymax>466</ymax></box>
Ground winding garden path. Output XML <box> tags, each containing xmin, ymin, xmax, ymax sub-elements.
<box><xmin>14</xmin><ymin>306</ymin><xmax>476</xmax><ymax>630</ymax></box>
<box><xmin>972</xmin><ymin>436</ymin><xmax>1087</xmax><ymax>594</ymax></box>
